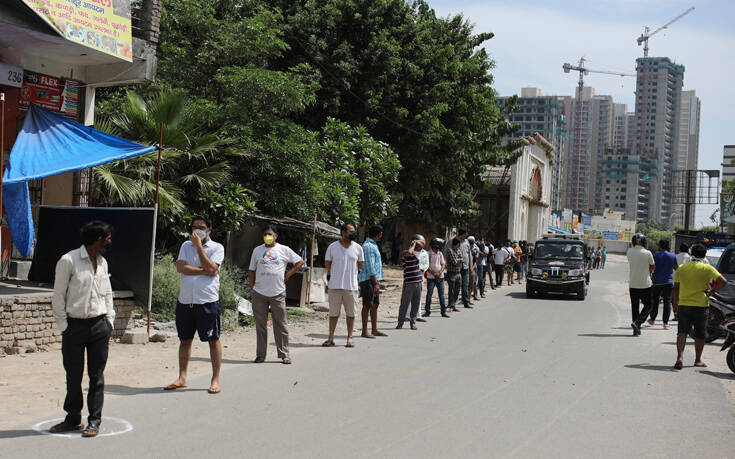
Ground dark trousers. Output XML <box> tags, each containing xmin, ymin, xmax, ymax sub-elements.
<box><xmin>398</xmin><ymin>282</ymin><xmax>422</xmax><ymax>326</ymax></box>
<box><xmin>494</xmin><ymin>263</ymin><xmax>504</xmax><ymax>286</ymax></box>
<box><xmin>62</xmin><ymin>315</ymin><xmax>111</xmax><ymax>426</ymax></box>
<box><xmin>650</xmin><ymin>283</ymin><xmax>673</xmax><ymax>324</ymax></box>
<box><xmin>425</xmin><ymin>278</ymin><xmax>446</xmax><ymax>315</ymax></box>
<box><xmin>476</xmin><ymin>265</ymin><xmax>486</xmax><ymax>295</ymax></box>
<box><xmin>485</xmin><ymin>264</ymin><xmax>495</xmax><ymax>289</ymax></box>
<box><xmin>447</xmin><ymin>272</ymin><xmax>461</xmax><ymax>308</ymax></box>
<box><xmin>460</xmin><ymin>268</ymin><xmax>470</xmax><ymax>306</ymax></box>
<box><xmin>630</xmin><ymin>287</ymin><xmax>653</xmax><ymax>326</ymax></box>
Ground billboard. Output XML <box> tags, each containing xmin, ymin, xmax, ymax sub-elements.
<box><xmin>28</xmin><ymin>206</ymin><xmax>155</xmax><ymax>307</ymax></box>
<box><xmin>21</xmin><ymin>0</ymin><xmax>133</xmax><ymax>62</ymax></box>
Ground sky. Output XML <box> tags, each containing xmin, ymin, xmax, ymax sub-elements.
<box><xmin>430</xmin><ymin>0</ymin><xmax>735</xmax><ymax>227</ymax></box>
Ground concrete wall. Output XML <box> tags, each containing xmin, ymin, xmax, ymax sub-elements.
<box><xmin>0</xmin><ymin>291</ymin><xmax>138</xmax><ymax>354</ymax></box>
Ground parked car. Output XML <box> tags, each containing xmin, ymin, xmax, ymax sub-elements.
<box><xmin>526</xmin><ymin>236</ymin><xmax>589</xmax><ymax>300</ymax></box>
<box><xmin>716</xmin><ymin>244</ymin><xmax>735</xmax><ymax>297</ymax></box>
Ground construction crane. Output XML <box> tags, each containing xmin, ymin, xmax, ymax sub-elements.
<box><xmin>562</xmin><ymin>58</ymin><xmax>635</xmax><ymax>213</ymax></box>
<box><xmin>637</xmin><ymin>7</ymin><xmax>695</xmax><ymax>57</ymax></box>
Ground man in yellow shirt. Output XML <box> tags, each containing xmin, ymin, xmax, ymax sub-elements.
<box><xmin>672</xmin><ymin>243</ymin><xmax>726</xmax><ymax>369</ymax></box>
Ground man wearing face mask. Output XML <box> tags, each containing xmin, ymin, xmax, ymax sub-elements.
<box><xmin>165</xmin><ymin>215</ymin><xmax>225</xmax><ymax>394</ymax></box>
<box><xmin>248</xmin><ymin>225</ymin><xmax>304</xmax><ymax>364</ymax></box>
<box><xmin>323</xmin><ymin>223</ymin><xmax>364</xmax><ymax>348</ymax></box>
<box><xmin>397</xmin><ymin>235</ymin><xmax>426</xmax><ymax>330</ymax></box>
<box><xmin>49</xmin><ymin>221</ymin><xmax>115</xmax><ymax>437</ymax></box>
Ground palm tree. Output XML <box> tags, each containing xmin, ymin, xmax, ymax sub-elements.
<box><xmin>93</xmin><ymin>90</ymin><xmax>245</xmax><ymax>213</ymax></box>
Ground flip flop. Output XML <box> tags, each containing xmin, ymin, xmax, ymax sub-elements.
<box><xmin>163</xmin><ymin>382</ymin><xmax>187</xmax><ymax>391</ymax></box>
<box><xmin>81</xmin><ymin>426</ymin><xmax>99</xmax><ymax>438</ymax></box>
<box><xmin>208</xmin><ymin>385</ymin><xmax>222</xmax><ymax>394</ymax></box>
<box><xmin>282</xmin><ymin>358</ymin><xmax>292</xmax><ymax>364</ymax></box>
<box><xmin>322</xmin><ymin>340</ymin><xmax>335</xmax><ymax>347</ymax></box>
<box><xmin>361</xmin><ymin>333</ymin><xmax>376</xmax><ymax>339</ymax></box>
<box><xmin>345</xmin><ymin>341</ymin><xmax>355</xmax><ymax>348</ymax></box>
<box><xmin>372</xmin><ymin>331</ymin><xmax>388</xmax><ymax>337</ymax></box>
<box><xmin>694</xmin><ymin>362</ymin><xmax>707</xmax><ymax>367</ymax></box>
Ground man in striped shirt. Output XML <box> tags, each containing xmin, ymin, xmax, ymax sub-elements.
<box><xmin>397</xmin><ymin>235</ymin><xmax>426</xmax><ymax>330</ymax></box>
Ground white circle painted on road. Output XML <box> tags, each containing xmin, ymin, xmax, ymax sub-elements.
<box><xmin>32</xmin><ymin>417</ymin><xmax>133</xmax><ymax>438</ymax></box>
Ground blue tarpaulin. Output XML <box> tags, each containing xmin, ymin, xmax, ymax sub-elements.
<box><xmin>3</xmin><ymin>104</ymin><xmax>156</xmax><ymax>257</ymax></box>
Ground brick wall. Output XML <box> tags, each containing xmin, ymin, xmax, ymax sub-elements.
<box><xmin>0</xmin><ymin>291</ymin><xmax>139</xmax><ymax>353</ymax></box>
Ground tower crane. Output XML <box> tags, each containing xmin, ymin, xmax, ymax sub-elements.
<box><xmin>637</xmin><ymin>7</ymin><xmax>695</xmax><ymax>57</ymax></box>
<box><xmin>562</xmin><ymin>58</ymin><xmax>635</xmax><ymax>213</ymax></box>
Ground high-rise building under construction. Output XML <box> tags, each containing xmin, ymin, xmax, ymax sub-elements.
<box><xmin>633</xmin><ymin>57</ymin><xmax>685</xmax><ymax>222</ymax></box>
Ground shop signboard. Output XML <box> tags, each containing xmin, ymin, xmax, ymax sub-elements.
<box><xmin>19</xmin><ymin>71</ymin><xmax>80</xmax><ymax>119</ymax></box>
<box><xmin>21</xmin><ymin>0</ymin><xmax>133</xmax><ymax>62</ymax></box>
<box><xmin>603</xmin><ymin>231</ymin><xmax>619</xmax><ymax>241</ymax></box>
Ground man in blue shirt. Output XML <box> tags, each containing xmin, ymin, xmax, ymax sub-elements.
<box><xmin>359</xmin><ymin>225</ymin><xmax>386</xmax><ymax>338</ymax></box>
<box><xmin>648</xmin><ymin>239</ymin><xmax>678</xmax><ymax>329</ymax></box>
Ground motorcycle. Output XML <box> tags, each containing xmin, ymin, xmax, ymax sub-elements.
<box><xmin>719</xmin><ymin>318</ymin><xmax>735</xmax><ymax>374</ymax></box>
<box><xmin>690</xmin><ymin>293</ymin><xmax>735</xmax><ymax>343</ymax></box>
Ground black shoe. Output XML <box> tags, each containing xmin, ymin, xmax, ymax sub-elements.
<box><xmin>81</xmin><ymin>424</ymin><xmax>100</xmax><ymax>438</ymax></box>
<box><xmin>416</xmin><ymin>318</ymin><xmax>427</xmax><ymax>322</ymax></box>
<box><xmin>441</xmin><ymin>313</ymin><xmax>451</xmax><ymax>318</ymax></box>
<box><xmin>464</xmin><ymin>305</ymin><xmax>474</xmax><ymax>309</ymax></box>
<box><xmin>49</xmin><ymin>421</ymin><xmax>84</xmax><ymax>434</ymax></box>
<box><xmin>396</xmin><ymin>323</ymin><xmax>403</xmax><ymax>329</ymax></box>
<box><xmin>631</xmin><ymin>322</ymin><xmax>641</xmax><ymax>336</ymax></box>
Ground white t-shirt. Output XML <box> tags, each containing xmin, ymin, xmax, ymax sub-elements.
<box><xmin>627</xmin><ymin>246</ymin><xmax>655</xmax><ymax>289</ymax></box>
<box><xmin>249</xmin><ymin>243</ymin><xmax>302</xmax><ymax>297</ymax></box>
<box><xmin>676</xmin><ymin>252</ymin><xmax>691</xmax><ymax>266</ymax></box>
<box><xmin>493</xmin><ymin>248</ymin><xmax>507</xmax><ymax>265</ymax></box>
<box><xmin>325</xmin><ymin>241</ymin><xmax>365</xmax><ymax>291</ymax></box>
<box><xmin>178</xmin><ymin>240</ymin><xmax>225</xmax><ymax>304</ymax></box>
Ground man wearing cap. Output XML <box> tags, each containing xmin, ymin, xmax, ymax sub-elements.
<box><xmin>397</xmin><ymin>235</ymin><xmax>425</xmax><ymax>330</ymax></box>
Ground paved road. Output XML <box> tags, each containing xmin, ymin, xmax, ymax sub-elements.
<box><xmin>2</xmin><ymin>256</ymin><xmax>733</xmax><ymax>458</ymax></box>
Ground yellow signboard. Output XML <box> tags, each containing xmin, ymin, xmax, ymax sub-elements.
<box><xmin>22</xmin><ymin>0</ymin><xmax>133</xmax><ymax>62</ymax></box>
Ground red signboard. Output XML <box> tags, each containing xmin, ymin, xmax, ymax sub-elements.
<box><xmin>19</xmin><ymin>71</ymin><xmax>80</xmax><ymax>119</ymax></box>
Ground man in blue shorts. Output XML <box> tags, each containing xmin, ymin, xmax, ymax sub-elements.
<box><xmin>165</xmin><ymin>215</ymin><xmax>225</xmax><ymax>394</ymax></box>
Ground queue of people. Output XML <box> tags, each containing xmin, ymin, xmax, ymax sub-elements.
<box><xmin>49</xmin><ymin>217</ymin><xmax>518</xmax><ymax>435</ymax></box>
<box><xmin>627</xmin><ymin>235</ymin><xmax>726</xmax><ymax>369</ymax></box>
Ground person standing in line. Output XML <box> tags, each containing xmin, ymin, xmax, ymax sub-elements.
<box><xmin>457</xmin><ymin>229</ymin><xmax>473</xmax><ymax>308</ymax></box>
<box><xmin>601</xmin><ymin>246</ymin><xmax>607</xmax><ymax>269</ymax></box>
<box><xmin>248</xmin><ymin>225</ymin><xmax>304</xmax><ymax>364</ymax></box>
<box><xmin>505</xmin><ymin>242</ymin><xmax>516</xmax><ymax>286</ymax></box>
<box><xmin>475</xmin><ymin>239</ymin><xmax>487</xmax><ymax>298</ymax></box>
<box><xmin>468</xmin><ymin>236</ymin><xmax>479</xmax><ymax>301</ymax></box>
<box><xmin>165</xmin><ymin>215</ymin><xmax>225</xmax><ymax>394</ymax></box>
<box><xmin>445</xmin><ymin>237</ymin><xmax>463</xmax><ymax>313</ymax></box>
<box><xmin>672</xmin><ymin>243</ymin><xmax>726</xmax><ymax>369</ymax></box>
<box><xmin>358</xmin><ymin>225</ymin><xmax>388</xmax><ymax>338</ymax></box>
<box><xmin>49</xmin><ymin>221</ymin><xmax>114</xmax><ymax>437</ymax></box>
<box><xmin>647</xmin><ymin>239</ymin><xmax>678</xmax><ymax>330</ymax></box>
<box><xmin>513</xmin><ymin>241</ymin><xmax>523</xmax><ymax>284</ymax></box>
<box><xmin>323</xmin><ymin>223</ymin><xmax>364</xmax><ymax>348</ymax></box>
<box><xmin>397</xmin><ymin>235</ymin><xmax>426</xmax><ymax>330</ymax></box>
<box><xmin>676</xmin><ymin>243</ymin><xmax>691</xmax><ymax>267</ymax></box>
<box><xmin>519</xmin><ymin>241</ymin><xmax>529</xmax><ymax>281</ymax></box>
<box><xmin>413</xmin><ymin>237</ymin><xmax>430</xmax><ymax>323</ymax></box>
<box><xmin>422</xmin><ymin>238</ymin><xmax>448</xmax><ymax>318</ymax></box>
<box><xmin>628</xmin><ymin>233</ymin><xmax>656</xmax><ymax>336</ymax></box>
<box><xmin>493</xmin><ymin>242</ymin><xmax>508</xmax><ymax>288</ymax></box>
<box><xmin>484</xmin><ymin>238</ymin><xmax>496</xmax><ymax>291</ymax></box>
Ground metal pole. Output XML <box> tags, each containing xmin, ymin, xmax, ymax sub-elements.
<box><xmin>306</xmin><ymin>214</ymin><xmax>317</xmax><ymax>306</ymax></box>
<box><xmin>684</xmin><ymin>170</ymin><xmax>692</xmax><ymax>232</ymax></box>
<box><xmin>148</xmin><ymin>122</ymin><xmax>164</xmax><ymax>338</ymax></box>
<box><xmin>0</xmin><ymin>93</ymin><xmax>5</xmax><ymax>277</ymax></box>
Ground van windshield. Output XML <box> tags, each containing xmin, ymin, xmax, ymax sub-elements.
<box><xmin>534</xmin><ymin>243</ymin><xmax>584</xmax><ymax>260</ymax></box>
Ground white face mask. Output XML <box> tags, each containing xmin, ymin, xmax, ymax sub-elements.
<box><xmin>193</xmin><ymin>229</ymin><xmax>209</xmax><ymax>243</ymax></box>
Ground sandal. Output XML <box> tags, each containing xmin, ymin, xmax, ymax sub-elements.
<box><xmin>673</xmin><ymin>361</ymin><xmax>683</xmax><ymax>370</ymax></box>
<box><xmin>282</xmin><ymin>358</ymin><xmax>292</xmax><ymax>365</ymax></box>
<box><xmin>49</xmin><ymin>421</ymin><xmax>84</xmax><ymax>433</ymax></box>
<box><xmin>208</xmin><ymin>384</ymin><xmax>222</xmax><ymax>394</ymax></box>
<box><xmin>163</xmin><ymin>382</ymin><xmax>187</xmax><ymax>391</ymax></box>
<box><xmin>694</xmin><ymin>361</ymin><xmax>707</xmax><ymax>368</ymax></box>
<box><xmin>322</xmin><ymin>340</ymin><xmax>335</xmax><ymax>347</ymax></box>
<box><xmin>372</xmin><ymin>331</ymin><xmax>388</xmax><ymax>337</ymax></box>
<box><xmin>345</xmin><ymin>341</ymin><xmax>355</xmax><ymax>348</ymax></box>
<box><xmin>81</xmin><ymin>425</ymin><xmax>99</xmax><ymax>437</ymax></box>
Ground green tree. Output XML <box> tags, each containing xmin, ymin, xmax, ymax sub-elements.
<box><xmin>273</xmin><ymin>0</ymin><xmax>522</xmax><ymax>225</ymax></box>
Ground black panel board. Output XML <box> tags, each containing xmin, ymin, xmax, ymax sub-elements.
<box><xmin>29</xmin><ymin>206</ymin><xmax>155</xmax><ymax>305</ymax></box>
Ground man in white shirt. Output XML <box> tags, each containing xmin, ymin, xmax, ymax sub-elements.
<box><xmin>627</xmin><ymin>233</ymin><xmax>656</xmax><ymax>336</ymax></box>
<box><xmin>50</xmin><ymin>221</ymin><xmax>114</xmax><ymax>437</ymax></box>
<box><xmin>676</xmin><ymin>243</ymin><xmax>691</xmax><ymax>267</ymax></box>
<box><xmin>248</xmin><ymin>224</ymin><xmax>304</xmax><ymax>364</ymax></box>
<box><xmin>323</xmin><ymin>223</ymin><xmax>364</xmax><ymax>348</ymax></box>
<box><xmin>165</xmin><ymin>215</ymin><xmax>225</xmax><ymax>394</ymax></box>
<box><xmin>492</xmin><ymin>243</ymin><xmax>510</xmax><ymax>287</ymax></box>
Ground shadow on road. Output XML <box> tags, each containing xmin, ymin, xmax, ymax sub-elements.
<box><xmin>698</xmin><ymin>370</ymin><xmax>735</xmax><ymax>380</ymax></box>
<box><xmin>625</xmin><ymin>363</ymin><xmax>677</xmax><ymax>372</ymax></box>
<box><xmin>190</xmin><ymin>356</ymin><xmax>255</xmax><ymax>365</ymax></box>
<box><xmin>0</xmin><ymin>430</ymin><xmax>44</xmax><ymax>439</ymax></box>
<box><xmin>578</xmin><ymin>333</ymin><xmax>631</xmax><ymax>338</ymax></box>
<box><xmin>105</xmin><ymin>384</ymin><xmax>209</xmax><ymax>395</ymax></box>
